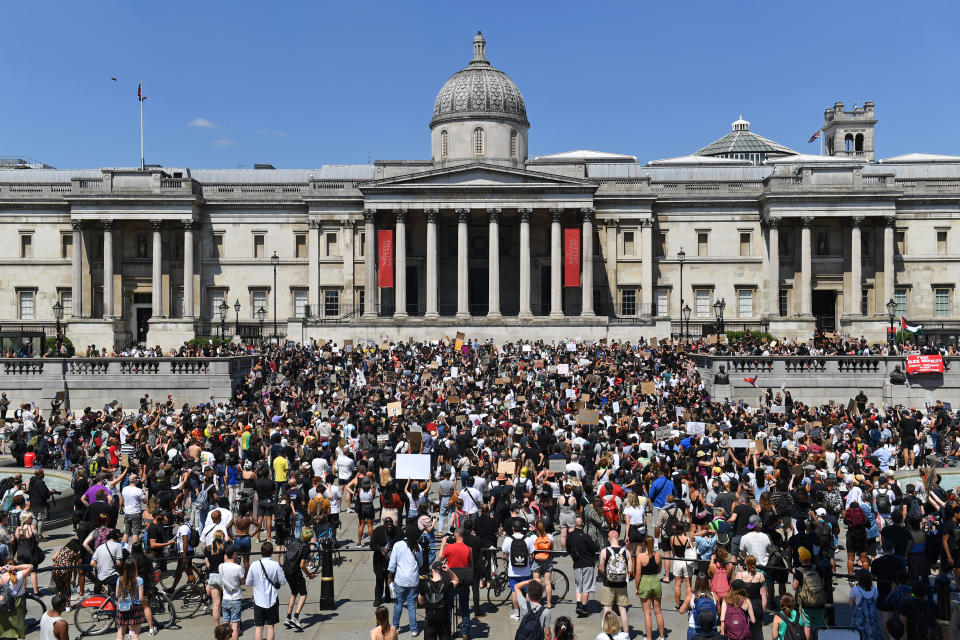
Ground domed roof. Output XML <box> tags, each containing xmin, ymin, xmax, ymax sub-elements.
<box><xmin>695</xmin><ymin>116</ymin><xmax>796</xmax><ymax>157</ymax></box>
<box><xmin>431</xmin><ymin>32</ymin><xmax>528</xmax><ymax>128</ymax></box>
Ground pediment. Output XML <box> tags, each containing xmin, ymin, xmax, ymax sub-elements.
<box><xmin>359</xmin><ymin>163</ymin><xmax>596</xmax><ymax>190</ymax></box>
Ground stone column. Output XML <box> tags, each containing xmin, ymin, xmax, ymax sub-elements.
<box><xmin>342</xmin><ymin>219</ymin><xmax>355</xmax><ymax>315</ymax></box>
<box><xmin>456</xmin><ymin>209</ymin><xmax>470</xmax><ymax>318</ymax></box>
<box><xmin>151</xmin><ymin>219</ymin><xmax>163</xmax><ymax>317</ymax></box>
<box><xmin>487</xmin><ymin>208</ymin><xmax>501</xmax><ymax>318</ymax></box>
<box><xmin>103</xmin><ymin>220</ymin><xmax>114</xmax><ymax>319</ymax></box>
<box><xmin>800</xmin><ymin>216</ymin><xmax>813</xmax><ymax>315</ymax></box>
<box><xmin>549</xmin><ymin>208</ymin><xmax>563</xmax><ymax>317</ymax></box>
<box><xmin>767</xmin><ymin>217</ymin><xmax>780</xmax><ymax>316</ymax></box>
<box><xmin>640</xmin><ymin>219</ymin><xmax>653</xmax><ymax>315</ymax></box>
<box><xmin>518</xmin><ymin>208</ymin><xmax>532</xmax><ymax>317</ymax></box>
<box><xmin>71</xmin><ymin>221</ymin><xmax>83</xmax><ymax>317</ymax></box>
<box><xmin>849</xmin><ymin>216</ymin><xmax>863</xmax><ymax>315</ymax></box>
<box><xmin>883</xmin><ymin>215</ymin><xmax>896</xmax><ymax>304</ymax></box>
<box><xmin>580</xmin><ymin>208</ymin><xmax>595</xmax><ymax>316</ymax></box>
<box><xmin>425</xmin><ymin>208</ymin><xmax>439</xmax><ymax>318</ymax></box>
<box><xmin>363</xmin><ymin>210</ymin><xmax>376</xmax><ymax>315</ymax></box>
<box><xmin>605</xmin><ymin>219</ymin><xmax>618</xmax><ymax>315</ymax></box>
<box><xmin>183</xmin><ymin>220</ymin><xmax>194</xmax><ymax>318</ymax></box>
<box><xmin>308</xmin><ymin>219</ymin><xmax>320</xmax><ymax>315</ymax></box>
<box><xmin>394</xmin><ymin>209</ymin><xmax>407</xmax><ymax>318</ymax></box>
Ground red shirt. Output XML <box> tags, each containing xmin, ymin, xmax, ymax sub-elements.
<box><xmin>23</xmin><ymin>452</ymin><xmax>35</xmax><ymax>468</ymax></box>
<box><xmin>441</xmin><ymin>541</ymin><xmax>472</xmax><ymax>569</ymax></box>
<box><xmin>598</xmin><ymin>482</ymin><xmax>626</xmax><ymax>500</ymax></box>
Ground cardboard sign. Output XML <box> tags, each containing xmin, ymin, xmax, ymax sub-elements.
<box><xmin>522</xmin><ymin>344</ymin><xmax>532</xmax><ymax>352</ymax></box>
<box><xmin>534</xmin><ymin>360</ymin><xmax>544</xmax><ymax>369</ymax></box>
<box><xmin>387</xmin><ymin>401</ymin><xmax>402</xmax><ymax>417</ymax></box>
<box><xmin>685</xmin><ymin>421</ymin><xmax>706</xmax><ymax>435</ymax></box>
<box><xmin>495</xmin><ymin>377</ymin><xmax>509</xmax><ymax>385</ymax></box>
<box><xmin>641</xmin><ymin>382</ymin><xmax>656</xmax><ymax>395</ymax></box>
<box><xmin>728</xmin><ymin>439</ymin><xmax>750</xmax><ymax>449</ymax></box>
<box><xmin>497</xmin><ymin>460</ymin><xmax>516</xmax><ymax>475</ymax></box>
<box><xmin>577</xmin><ymin>409</ymin><xmax>600</xmax><ymax>425</ymax></box>
<box><xmin>517</xmin><ymin>396</ymin><xmax>526</xmax><ymax>402</ymax></box>
<box><xmin>456</xmin><ymin>331</ymin><xmax>465</xmax><ymax>341</ymax></box>
<box><xmin>454</xmin><ymin>339</ymin><xmax>463</xmax><ymax>351</ymax></box>
<box><xmin>548</xmin><ymin>458</ymin><xmax>566</xmax><ymax>473</ymax></box>
<box><xmin>407</xmin><ymin>425</ymin><xmax>422</xmax><ymax>451</ymax></box>
<box><xmin>448</xmin><ymin>395</ymin><xmax>460</xmax><ymax>404</ymax></box>
<box><xmin>455</xmin><ymin>415</ymin><xmax>467</xmax><ymax>423</ymax></box>
<box><xmin>121</xmin><ymin>454</ymin><xmax>130</xmax><ymax>468</ymax></box>
<box><xmin>396</xmin><ymin>454</ymin><xmax>431</xmax><ymax>479</ymax></box>
<box><xmin>650</xmin><ymin>337</ymin><xmax>658</xmax><ymax>348</ymax></box>
<box><xmin>655</xmin><ymin>425</ymin><xmax>672</xmax><ymax>440</ymax></box>
<box><xmin>754</xmin><ymin>438</ymin><xmax>765</xmax><ymax>451</ymax></box>
<box><xmin>344</xmin><ymin>339</ymin><xmax>353</xmax><ymax>349</ymax></box>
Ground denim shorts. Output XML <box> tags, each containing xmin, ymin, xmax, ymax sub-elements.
<box><xmin>221</xmin><ymin>599</ymin><xmax>242</xmax><ymax>623</ymax></box>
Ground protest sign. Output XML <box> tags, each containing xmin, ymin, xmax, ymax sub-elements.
<box><xmin>577</xmin><ymin>409</ymin><xmax>600</xmax><ymax>425</ymax></box>
<box><xmin>387</xmin><ymin>401</ymin><xmax>402</xmax><ymax>417</ymax></box>
<box><xmin>612</xmin><ymin>401</ymin><xmax>620</xmax><ymax>413</ymax></box>
<box><xmin>548</xmin><ymin>458</ymin><xmax>566</xmax><ymax>473</ymax></box>
<box><xmin>566</xmin><ymin>342</ymin><xmax>576</xmax><ymax>352</ymax></box>
<box><xmin>557</xmin><ymin>364</ymin><xmax>570</xmax><ymax>376</ymax></box>
<box><xmin>655</xmin><ymin>425</ymin><xmax>672</xmax><ymax>440</ymax></box>
<box><xmin>685</xmin><ymin>421</ymin><xmax>706</xmax><ymax>435</ymax></box>
<box><xmin>455</xmin><ymin>331</ymin><xmax>465</xmax><ymax>341</ymax></box>
<box><xmin>396</xmin><ymin>454</ymin><xmax>431</xmax><ymax>479</ymax></box>
<box><xmin>728</xmin><ymin>438</ymin><xmax>750</xmax><ymax>449</ymax></box>
<box><xmin>497</xmin><ymin>460</ymin><xmax>516</xmax><ymax>475</ymax></box>
<box><xmin>407</xmin><ymin>426</ymin><xmax>422</xmax><ymax>451</ymax></box>
<box><xmin>641</xmin><ymin>382</ymin><xmax>656</xmax><ymax>395</ymax></box>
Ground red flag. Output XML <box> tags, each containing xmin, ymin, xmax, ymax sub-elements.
<box><xmin>377</xmin><ymin>230</ymin><xmax>394</xmax><ymax>288</ymax></box>
<box><xmin>807</xmin><ymin>130</ymin><xmax>821</xmax><ymax>143</ymax></box>
<box><xmin>563</xmin><ymin>228</ymin><xmax>580</xmax><ymax>287</ymax></box>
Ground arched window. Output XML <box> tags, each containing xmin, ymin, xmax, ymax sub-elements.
<box><xmin>473</xmin><ymin>127</ymin><xmax>484</xmax><ymax>156</ymax></box>
<box><xmin>440</xmin><ymin>130</ymin><xmax>448</xmax><ymax>158</ymax></box>
<box><xmin>844</xmin><ymin>134</ymin><xmax>854</xmax><ymax>153</ymax></box>
<box><xmin>855</xmin><ymin>133</ymin><xmax>864</xmax><ymax>152</ymax></box>
<box><xmin>510</xmin><ymin>129</ymin><xmax>518</xmax><ymax>158</ymax></box>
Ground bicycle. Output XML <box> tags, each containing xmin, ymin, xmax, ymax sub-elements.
<box><xmin>171</xmin><ymin>560</ymin><xmax>211</xmax><ymax>619</ymax></box>
<box><xmin>21</xmin><ymin>593</ymin><xmax>47</xmax><ymax>633</ymax></box>
<box><xmin>485</xmin><ymin>553</ymin><xmax>569</xmax><ymax>607</ymax></box>
<box><xmin>74</xmin><ymin>575</ymin><xmax>177</xmax><ymax>636</ymax></box>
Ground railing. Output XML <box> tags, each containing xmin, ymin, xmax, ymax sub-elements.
<box><xmin>693</xmin><ymin>354</ymin><xmax>951</xmax><ymax>377</ymax></box>
<box><xmin>669</xmin><ymin>320</ymin><xmax>769</xmax><ymax>338</ymax></box>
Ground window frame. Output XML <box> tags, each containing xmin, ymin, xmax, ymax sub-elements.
<box><xmin>935</xmin><ymin>287</ymin><xmax>952</xmax><ymax>318</ymax></box>
<box><xmin>253</xmin><ymin>233</ymin><xmax>265</xmax><ymax>259</ymax></box>
<box><xmin>322</xmin><ymin>289</ymin><xmax>339</xmax><ymax>317</ymax></box>
<box><xmin>894</xmin><ymin>288</ymin><xmax>907</xmax><ymax>317</ymax></box>
<box><xmin>441</xmin><ymin>129</ymin><xmax>449</xmax><ymax>159</ymax></box>
<box><xmin>737</xmin><ymin>288</ymin><xmax>754</xmax><ymax>318</ymax></box>
<box><xmin>694</xmin><ymin>289</ymin><xmax>712</xmax><ymax>318</ymax></box>
<box><xmin>655</xmin><ymin>289</ymin><xmax>669</xmax><ymax>317</ymax></box>
<box><xmin>18</xmin><ymin>289</ymin><xmax>35</xmax><ymax>320</ymax></box>
<box><xmin>620</xmin><ymin>288</ymin><xmax>637</xmax><ymax>317</ymax></box>
<box><xmin>294</xmin><ymin>290</ymin><xmax>309</xmax><ymax>318</ymax></box>
<box><xmin>295</xmin><ymin>233</ymin><xmax>307</xmax><ymax>259</ymax></box>
<box><xmin>473</xmin><ymin>127</ymin><xmax>484</xmax><ymax>156</ymax></box>
<box><xmin>19</xmin><ymin>233</ymin><xmax>33</xmax><ymax>259</ymax></box>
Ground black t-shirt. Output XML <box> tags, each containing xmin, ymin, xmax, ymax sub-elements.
<box><xmin>732</xmin><ymin>504</ymin><xmax>755</xmax><ymax>535</ymax></box>
<box><xmin>942</xmin><ymin>519</ymin><xmax>960</xmax><ymax>553</ymax></box>
<box><xmin>255</xmin><ymin>478</ymin><xmax>275</xmax><ymax>501</ymax></box>
<box><xmin>85</xmin><ymin>500</ymin><xmax>111</xmax><ymax>526</ymax></box>
<box><xmin>870</xmin><ymin>554</ymin><xmax>905</xmax><ymax>606</ymax></box>
<box><xmin>881</xmin><ymin>524</ymin><xmax>912</xmax><ymax>558</ymax></box>
<box><xmin>419</xmin><ymin>577</ymin><xmax>453</xmax><ymax>624</ymax></box>
<box><xmin>146</xmin><ymin>522</ymin><xmax>168</xmax><ymax>555</ymax></box>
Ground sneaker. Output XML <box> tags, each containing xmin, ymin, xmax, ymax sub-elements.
<box><xmin>290</xmin><ymin>617</ymin><xmax>305</xmax><ymax>631</ymax></box>
<box><xmin>284</xmin><ymin>617</ymin><xmax>294</xmax><ymax>629</ymax></box>
<box><xmin>411</xmin><ymin>631</ymin><xmax>420</xmax><ymax>638</ymax></box>
<box><xmin>149</xmin><ymin>628</ymin><xmax>159</xmax><ymax>637</ymax></box>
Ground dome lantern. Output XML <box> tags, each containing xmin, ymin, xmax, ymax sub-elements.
<box><xmin>732</xmin><ymin>115</ymin><xmax>750</xmax><ymax>131</ymax></box>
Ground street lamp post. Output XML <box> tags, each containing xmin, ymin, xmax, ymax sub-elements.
<box><xmin>886</xmin><ymin>298</ymin><xmax>897</xmax><ymax>347</ymax></box>
<box><xmin>256</xmin><ymin>306</ymin><xmax>266</xmax><ymax>347</ymax></box>
<box><xmin>682</xmin><ymin>304</ymin><xmax>692</xmax><ymax>341</ymax></box>
<box><xmin>52</xmin><ymin>301</ymin><xmax>63</xmax><ymax>354</ymax></box>
<box><xmin>233</xmin><ymin>299</ymin><xmax>241</xmax><ymax>337</ymax></box>
<box><xmin>713</xmin><ymin>297</ymin><xmax>726</xmax><ymax>336</ymax></box>
<box><xmin>217</xmin><ymin>300</ymin><xmax>228</xmax><ymax>341</ymax></box>
<box><xmin>677</xmin><ymin>248</ymin><xmax>686</xmax><ymax>339</ymax></box>
<box><xmin>270</xmin><ymin>251</ymin><xmax>280</xmax><ymax>343</ymax></box>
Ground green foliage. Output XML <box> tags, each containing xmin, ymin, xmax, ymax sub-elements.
<box><xmin>895</xmin><ymin>329</ymin><xmax>915</xmax><ymax>344</ymax></box>
<box><xmin>724</xmin><ymin>330</ymin><xmax>774</xmax><ymax>342</ymax></box>
<box><xmin>187</xmin><ymin>336</ymin><xmax>232</xmax><ymax>348</ymax></box>
<box><xmin>44</xmin><ymin>336</ymin><xmax>74</xmax><ymax>356</ymax></box>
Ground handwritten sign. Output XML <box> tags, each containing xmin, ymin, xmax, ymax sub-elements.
<box><xmin>548</xmin><ymin>458</ymin><xmax>566</xmax><ymax>473</ymax></box>
<box><xmin>655</xmin><ymin>425</ymin><xmax>672</xmax><ymax>440</ymax></box>
<box><xmin>577</xmin><ymin>409</ymin><xmax>600</xmax><ymax>425</ymax></box>
<box><xmin>685</xmin><ymin>421</ymin><xmax>706</xmax><ymax>435</ymax></box>
<box><xmin>641</xmin><ymin>381</ymin><xmax>656</xmax><ymax>395</ymax></box>
<box><xmin>557</xmin><ymin>364</ymin><xmax>570</xmax><ymax>376</ymax></box>
<box><xmin>386</xmin><ymin>401</ymin><xmax>402</xmax><ymax>417</ymax></box>
<box><xmin>728</xmin><ymin>438</ymin><xmax>750</xmax><ymax>449</ymax></box>
<box><xmin>497</xmin><ymin>460</ymin><xmax>516</xmax><ymax>475</ymax></box>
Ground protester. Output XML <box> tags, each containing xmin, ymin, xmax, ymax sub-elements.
<box><xmin>598</xmin><ymin>529</ymin><xmax>631</xmax><ymax>638</ymax></box>
<box><xmin>245</xmin><ymin>542</ymin><xmax>286</xmax><ymax>640</ymax></box>
<box><xmin>219</xmin><ymin>544</ymin><xmax>245</xmax><ymax>640</ymax></box>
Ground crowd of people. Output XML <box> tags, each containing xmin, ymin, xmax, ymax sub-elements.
<box><xmin>0</xmin><ymin>336</ymin><xmax>955</xmax><ymax>640</ymax></box>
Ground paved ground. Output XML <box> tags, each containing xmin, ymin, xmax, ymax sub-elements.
<box><xmin>25</xmin><ymin>512</ymin><xmax>858</xmax><ymax>640</ymax></box>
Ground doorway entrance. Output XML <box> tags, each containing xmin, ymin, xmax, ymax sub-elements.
<box><xmin>812</xmin><ymin>290</ymin><xmax>837</xmax><ymax>332</ymax></box>
<box><xmin>469</xmin><ymin>267</ymin><xmax>488</xmax><ymax>316</ymax></box>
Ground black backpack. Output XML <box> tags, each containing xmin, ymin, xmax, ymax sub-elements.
<box><xmin>779</xmin><ymin>610</ymin><xmax>806</xmax><ymax>640</ymax></box>
<box><xmin>510</xmin><ymin>536</ymin><xmax>530</xmax><ymax>569</ymax></box>
<box><xmin>423</xmin><ymin>579</ymin><xmax>446</xmax><ymax>612</ymax></box>
<box><xmin>515</xmin><ymin>604</ymin><xmax>544</xmax><ymax>640</ymax></box>
<box><xmin>876</xmin><ymin>491</ymin><xmax>892</xmax><ymax>514</ymax></box>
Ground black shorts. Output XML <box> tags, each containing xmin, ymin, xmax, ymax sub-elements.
<box><xmin>286</xmin><ymin>569</ymin><xmax>307</xmax><ymax>596</ymax></box>
<box><xmin>847</xmin><ymin>533</ymin><xmax>867</xmax><ymax>554</ymax></box>
<box><xmin>329</xmin><ymin>513</ymin><xmax>340</xmax><ymax>528</ymax></box>
<box><xmin>253</xmin><ymin>601</ymin><xmax>280</xmax><ymax>626</ymax></box>
<box><xmin>360</xmin><ymin>503</ymin><xmax>375</xmax><ymax>521</ymax></box>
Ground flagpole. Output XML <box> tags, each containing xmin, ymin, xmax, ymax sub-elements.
<box><xmin>139</xmin><ymin>80</ymin><xmax>144</xmax><ymax>171</ymax></box>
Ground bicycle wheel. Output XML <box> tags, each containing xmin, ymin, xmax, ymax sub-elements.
<box><xmin>23</xmin><ymin>594</ymin><xmax>47</xmax><ymax>632</ymax></box>
<box><xmin>547</xmin><ymin>570</ymin><xmax>569</xmax><ymax>606</ymax></box>
<box><xmin>74</xmin><ymin>598</ymin><xmax>115</xmax><ymax>636</ymax></box>
<box><xmin>149</xmin><ymin>590</ymin><xmax>178</xmax><ymax>630</ymax></box>
<box><xmin>486</xmin><ymin>573</ymin><xmax>512</xmax><ymax>607</ymax></box>
<box><xmin>172</xmin><ymin>582</ymin><xmax>206</xmax><ymax>619</ymax></box>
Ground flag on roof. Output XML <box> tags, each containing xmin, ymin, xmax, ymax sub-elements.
<box><xmin>901</xmin><ymin>316</ymin><xmax>923</xmax><ymax>334</ymax></box>
<box><xmin>808</xmin><ymin>130</ymin><xmax>821</xmax><ymax>143</ymax></box>
<box><xmin>138</xmin><ymin>82</ymin><xmax>146</xmax><ymax>102</ymax></box>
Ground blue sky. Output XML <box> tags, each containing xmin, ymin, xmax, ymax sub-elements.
<box><xmin>3</xmin><ymin>1</ymin><xmax>959</xmax><ymax>169</ymax></box>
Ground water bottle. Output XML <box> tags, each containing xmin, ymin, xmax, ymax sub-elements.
<box><xmin>388</xmin><ymin>581</ymin><xmax>396</xmax><ymax>600</ymax></box>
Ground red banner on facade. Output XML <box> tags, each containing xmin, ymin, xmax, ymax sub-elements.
<box><xmin>563</xmin><ymin>228</ymin><xmax>580</xmax><ymax>287</ymax></box>
<box><xmin>377</xmin><ymin>230</ymin><xmax>394</xmax><ymax>288</ymax></box>
<box><xmin>906</xmin><ymin>354</ymin><xmax>944</xmax><ymax>375</ymax></box>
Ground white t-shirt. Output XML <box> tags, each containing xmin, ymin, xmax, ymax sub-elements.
<box><xmin>336</xmin><ymin>456</ymin><xmax>355</xmax><ymax>481</ymax></box>
<box><xmin>623</xmin><ymin>506</ymin><xmax>645</xmax><ymax>527</ymax></box>
<box><xmin>202</xmin><ymin>508</ymin><xmax>234</xmax><ymax>533</ymax></box>
<box><xmin>220</xmin><ymin>561</ymin><xmax>245</xmax><ymax>601</ymax></box>
<box><xmin>738</xmin><ymin>531</ymin><xmax>771</xmax><ymax>566</ymax></box>
<box><xmin>175</xmin><ymin>524</ymin><xmax>192</xmax><ymax>554</ymax></box>
<box><xmin>502</xmin><ymin>534</ymin><xmax>536</xmax><ymax>578</ymax></box>
<box><xmin>120</xmin><ymin>486</ymin><xmax>145</xmax><ymax>515</ymax></box>
<box><xmin>595</xmin><ymin>633</ymin><xmax>629</xmax><ymax>640</ymax></box>
<box><xmin>325</xmin><ymin>486</ymin><xmax>342</xmax><ymax>515</ymax></box>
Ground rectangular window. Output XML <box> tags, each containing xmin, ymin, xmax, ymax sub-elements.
<box><xmin>655</xmin><ymin>289</ymin><xmax>668</xmax><ymax>317</ymax></box>
<box><xmin>779</xmin><ymin>289</ymin><xmax>788</xmax><ymax>317</ymax></box>
<box><xmin>323</xmin><ymin>290</ymin><xmax>339</xmax><ymax>317</ymax></box>
<box><xmin>172</xmin><ymin>287</ymin><xmax>184</xmax><ymax>319</ymax></box>
<box><xmin>253</xmin><ymin>234</ymin><xmax>265</xmax><ymax>259</ymax></box>
<box><xmin>252</xmin><ymin>290</ymin><xmax>268</xmax><ymax>319</ymax></box>
<box><xmin>295</xmin><ymin>234</ymin><xmax>307</xmax><ymax>259</ymax></box>
<box><xmin>357</xmin><ymin>288</ymin><xmax>365</xmax><ymax>316</ymax></box>
<box><xmin>208</xmin><ymin>289</ymin><xmax>225</xmax><ymax>319</ymax></box>
<box><xmin>60</xmin><ymin>291</ymin><xmax>72</xmax><ymax>318</ymax></box>
<box><xmin>738</xmin><ymin>289</ymin><xmax>753</xmax><ymax>318</ymax></box>
<box><xmin>695</xmin><ymin>289</ymin><xmax>711</xmax><ymax>318</ymax></box>
<box><xmin>894</xmin><ymin>288</ymin><xmax>907</xmax><ymax>317</ymax></box>
<box><xmin>936</xmin><ymin>288</ymin><xmax>951</xmax><ymax>317</ymax></box>
<box><xmin>212</xmin><ymin>234</ymin><xmax>224</xmax><ymax>259</ymax></box>
<box><xmin>18</xmin><ymin>291</ymin><xmax>34</xmax><ymax>319</ymax></box>
<box><xmin>697</xmin><ymin>232</ymin><xmax>708</xmax><ymax>257</ymax></box>
<box><xmin>620</xmin><ymin>289</ymin><xmax>636</xmax><ymax>316</ymax></box>
<box><xmin>937</xmin><ymin>231</ymin><xmax>948</xmax><ymax>255</ymax></box>
<box><xmin>325</xmin><ymin>232</ymin><xmax>339</xmax><ymax>257</ymax></box>
<box><xmin>61</xmin><ymin>234</ymin><xmax>73</xmax><ymax>259</ymax></box>
<box><xmin>20</xmin><ymin>234</ymin><xmax>32</xmax><ymax>259</ymax></box>
<box><xmin>656</xmin><ymin>232</ymin><xmax>666</xmax><ymax>257</ymax></box>
<box><xmin>92</xmin><ymin>287</ymin><xmax>103</xmax><ymax>318</ymax></box>
<box><xmin>293</xmin><ymin>290</ymin><xmax>308</xmax><ymax>318</ymax></box>
<box><xmin>895</xmin><ymin>231</ymin><xmax>905</xmax><ymax>255</ymax></box>
<box><xmin>622</xmin><ymin>231</ymin><xmax>635</xmax><ymax>256</ymax></box>
<box><xmin>739</xmin><ymin>232</ymin><xmax>751</xmax><ymax>257</ymax></box>
<box><xmin>861</xmin><ymin>289</ymin><xmax>869</xmax><ymax>316</ymax></box>
<box><xmin>815</xmin><ymin>231</ymin><xmax>829</xmax><ymax>256</ymax></box>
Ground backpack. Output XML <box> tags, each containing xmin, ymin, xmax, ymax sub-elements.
<box><xmin>693</xmin><ymin>595</ymin><xmax>717</xmax><ymax>632</ymax></box>
<box><xmin>188</xmin><ymin>527</ymin><xmax>201</xmax><ymax>549</ymax></box>
<box><xmin>771</xmin><ymin>490</ymin><xmax>794</xmax><ymax>514</ymax></box>
<box><xmin>510</xmin><ymin>536</ymin><xmax>530</xmax><ymax>569</ymax></box>
<box><xmin>797</xmin><ymin>568</ymin><xmax>826</xmax><ymax>609</ymax></box>
<box><xmin>876</xmin><ymin>491</ymin><xmax>892</xmax><ymax>514</ymax></box>
<box><xmin>195</xmin><ymin>485</ymin><xmax>212</xmax><ymax>510</ymax></box>
<box><xmin>724</xmin><ymin>605</ymin><xmax>750</xmax><ymax>640</ymax></box>
<box><xmin>662</xmin><ymin>510</ymin><xmax>681</xmax><ymax>539</ymax></box>
<box><xmin>533</xmin><ymin>535</ymin><xmax>552</xmax><ymax>562</ymax></box>
<box><xmin>845</xmin><ymin>507</ymin><xmax>867</xmax><ymax>528</ymax></box>
<box><xmin>823</xmin><ymin>490</ymin><xmax>843</xmax><ymax>516</ymax></box>
<box><xmin>604</xmin><ymin>546</ymin><xmax>628</xmax><ymax>583</ymax></box>
<box><xmin>907</xmin><ymin>496</ymin><xmax>924</xmax><ymax>521</ymax></box>
<box><xmin>283</xmin><ymin>541</ymin><xmax>303</xmax><ymax>574</ymax></box>
<box><xmin>423</xmin><ymin>579</ymin><xmax>446</xmax><ymax>612</ymax></box>
<box><xmin>0</xmin><ymin>585</ymin><xmax>13</xmax><ymax>613</ymax></box>
<box><xmin>814</xmin><ymin>522</ymin><xmax>832</xmax><ymax>556</ymax></box>
<box><xmin>514</xmin><ymin>604</ymin><xmax>544</xmax><ymax>640</ymax></box>
<box><xmin>601</xmin><ymin>495</ymin><xmax>620</xmax><ymax>527</ymax></box>
<box><xmin>779</xmin><ymin>610</ymin><xmax>806</xmax><ymax>640</ymax></box>
<box><xmin>94</xmin><ymin>526</ymin><xmax>111</xmax><ymax>549</ymax></box>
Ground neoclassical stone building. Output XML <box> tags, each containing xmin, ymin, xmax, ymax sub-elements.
<box><xmin>2</xmin><ymin>32</ymin><xmax>960</xmax><ymax>349</ymax></box>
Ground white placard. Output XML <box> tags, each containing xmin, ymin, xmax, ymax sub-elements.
<box><xmin>655</xmin><ymin>425</ymin><xmax>672</xmax><ymax>440</ymax></box>
<box><xmin>612</xmin><ymin>401</ymin><xmax>620</xmax><ymax>414</ymax></box>
<box><xmin>565</xmin><ymin>388</ymin><xmax>576</xmax><ymax>399</ymax></box>
<box><xmin>522</xmin><ymin>344</ymin><xmax>531</xmax><ymax>352</ymax></box>
<box><xmin>685</xmin><ymin>422</ymin><xmax>706</xmax><ymax>435</ymax></box>
<box><xmin>451</xmin><ymin>367</ymin><xmax>458</xmax><ymax>378</ymax></box>
<box><xmin>770</xmin><ymin>405</ymin><xmax>785</xmax><ymax>414</ymax></box>
<box><xmin>396</xmin><ymin>454</ymin><xmax>432</xmax><ymax>479</ymax></box>
<box><xmin>728</xmin><ymin>438</ymin><xmax>750</xmax><ymax>449</ymax></box>
<box><xmin>557</xmin><ymin>364</ymin><xmax>570</xmax><ymax>376</ymax></box>
<box><xmin>566</xmin><ymin>342</ymin><xmax>577</xmax><ymax>352</ymax></box>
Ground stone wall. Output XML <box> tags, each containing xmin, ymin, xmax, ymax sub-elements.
<box><xmin>695</xmin><ymin>355</ymin><xmax>960</xmax><ymax>407</ymax></box>
<box><xmin>0</xmin><ymin>356</ymin><xmax>257</xmax><ymax>410</ymax></box>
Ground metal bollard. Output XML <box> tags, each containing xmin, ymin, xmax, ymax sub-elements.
<box><xmin>935</xmin><ymin>572</ymin><xmax>951</xmax><ymax>620</ymax></box>
<box><xmin>318</xmin><ymin>536</ymin><xmax>335</xmax><ymax>609</ymax></box>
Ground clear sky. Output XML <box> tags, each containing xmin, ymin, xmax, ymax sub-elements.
<box><xmin>4</xmin><ymin>1</ymin><xmax>959</xmax><ymax>169</ymax></box>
